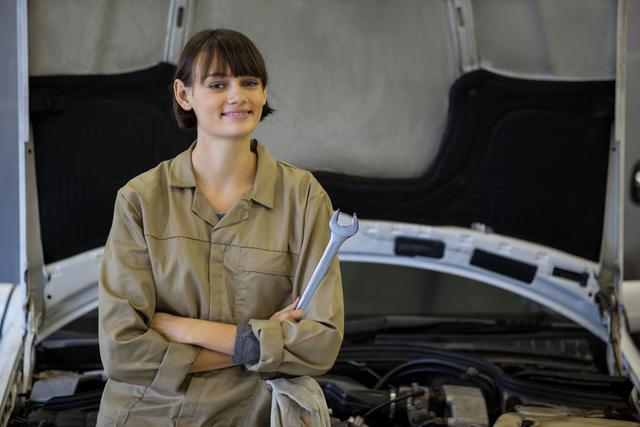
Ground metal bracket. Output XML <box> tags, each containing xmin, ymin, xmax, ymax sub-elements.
<box><xmin>25</xmin><ymin>130</ymin><xmax>47</xmax><ymax>325</ymax></box>
<box><xmin>23</xmin><ymin>128</ymin><xmax>48</xmax><ymax>394</ymax></box>
<box><xmin>447</xmin><ymin>0</ymin><xmax>479</xmax><ymax>74</ymax></box>
<box><xmin>600</xmin><ymin>0</ymin><xmax>630</xmax><ymax>378</ymax></box>
<box><xmin>632</xmin><ymin>162</ymin><xmax>640</xmax><ymax>204</ymax></box>
<box><xmin>163</xmin><ymin>0</ymin><xmax>194</xmax><ymax>64</ymax></box>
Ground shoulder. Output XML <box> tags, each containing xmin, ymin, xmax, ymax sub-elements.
<box><xmin>274</xmin><ymin>158</ymin><xmax>327</xmax><ymax>200</ymax></box>
<box><xmin>117</xmin><ymin>158</ymin><xmax>174</xmax><ymax>213</ymax></box>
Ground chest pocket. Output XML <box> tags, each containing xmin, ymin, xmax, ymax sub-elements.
<box><xmin>232</xmin><ymin>247</ymin><xmax>295</xmax><ymax>321</ymax></box>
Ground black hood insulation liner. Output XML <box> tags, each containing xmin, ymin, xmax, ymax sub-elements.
<box><xmin>30</xmin><ymin>64</ymin><xmax>195</xmax><ymax>263</ymax></box>
<box><xmin>30</xmin><ymin>66</ymin><xmax>613</xmax><ymax>263</ymax></box>
<box><xmin>318</xmin><ymin>70</ymin><xmax>614</xmax><ymax>262</ymax></box>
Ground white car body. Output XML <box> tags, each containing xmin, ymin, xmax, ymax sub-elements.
<box><xmin>1</xmin><ymin>0</ymin><xmax>640</xmax><ymax>426</ymax></box>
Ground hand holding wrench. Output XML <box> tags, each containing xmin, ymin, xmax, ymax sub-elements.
<box><xmin>296</xmin><ymin>209</ymin><xmax>358</xmax><ymax>311</ymax></box>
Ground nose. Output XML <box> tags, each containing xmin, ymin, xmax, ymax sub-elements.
<box><xmin>226</xmin><ymin>80</ymin><xmax>246</xmax><ymax>104</ymax></box>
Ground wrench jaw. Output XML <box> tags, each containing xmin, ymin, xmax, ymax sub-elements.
<box><xmin>329</xmin><ymin>209</ymin><xmax>359</xmax><ymax>238</ymax></box>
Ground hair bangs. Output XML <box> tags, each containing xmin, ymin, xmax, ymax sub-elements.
<box><xmin>197</xmin><ymin>35</ymin><xmax>268</xmax><ymax>85</ymax></box>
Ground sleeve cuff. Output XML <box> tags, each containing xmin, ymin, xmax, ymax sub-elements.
<box><xmin>246</xmin><ymin>319</ymin><xmax>284</xmax><ymax>372</ymax></box>
<box><xmin>232</xmin><ymin>323</ymin><xmax>260</xmax><ymax>365</ymax></box>
<box><xmin>150</xmin><ymin>341</ymin><xmax>199</xmax><ymax>392</ymax></box>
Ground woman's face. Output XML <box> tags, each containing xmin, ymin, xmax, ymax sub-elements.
<box><xmin>175</xmin><ymin>63</ymin><xmax>267</xmax><ymax>143</ymax></box>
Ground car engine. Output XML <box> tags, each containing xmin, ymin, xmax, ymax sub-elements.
<box><xmin>320</xmin><ymin>376</ymin><xmax>489</xmax><ymax>426</ymax></box>
<box><xmin>315</xmin><ymin>325</ymin><xmax>640</xmax><ymax>427</ymax></box>
<box><xmin>8</xmin><ymin>317</ymin><xmax>640</xmax><ymax>427</ymax></box>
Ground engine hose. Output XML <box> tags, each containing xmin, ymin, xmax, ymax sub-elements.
<box><xmin>362</xmin><ymin>388</ymin><xmax>426</xmax><ymax>421</ymax></box>
<box><xmin>341</xmin><ymin>344</ymin><xmax>629</xmax><ymax>408</ymax></box>
<box><xmin>373</xmin><ymin>357</ymin><xmax>496</xmax><ymax>392</ymax></box>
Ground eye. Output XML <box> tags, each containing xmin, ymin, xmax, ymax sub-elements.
<box><xmin>242</xmin><ymin>79</ymin><xmax>260</xmax><ymax>88</ymax></box>
<box><xmin>209</xmin><ymin>81</ymin><xmax>225</xmax><ymax>89</ymax></box>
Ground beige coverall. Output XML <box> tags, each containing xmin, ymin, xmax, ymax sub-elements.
<box><xmin>96</xmin><ymin>140</ymin><xmax>344</xmax><ymax>426</ymax></box>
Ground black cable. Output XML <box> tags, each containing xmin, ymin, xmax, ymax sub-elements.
<box><xmin>373</xmin><ymin>357</ymin><xmax>496</xmax><ymax>391</ymax></box>
<box><xmin>342</xmin><ymin>344</ymin><xmax>626</xmax><ymax>408</ymax></box>
<box><xmin>362</xmin><ymin>389</ymin><xmax>425</xmax><ymax>420</ymax></box>
<box><xmin>346</xmin><ymin>360</ymin><xmax>382</xmax><ymax>381</ymax></box>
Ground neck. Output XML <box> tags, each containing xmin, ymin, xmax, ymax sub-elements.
<box><xmin>191</xmin><ymin>134</ymin><xmax>257</xmax><ymax>190</ymax></box>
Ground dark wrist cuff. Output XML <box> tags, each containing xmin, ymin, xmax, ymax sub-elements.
<box><xmin>232</xmin><ymin>323</ymin><xmax>260</xmax><ymax>365</ymax></box>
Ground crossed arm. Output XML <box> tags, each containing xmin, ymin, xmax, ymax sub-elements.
<box><xmin>101</xmin><ymin>188</ymin><xmax>342</xmax><ymax>389</ymax></box>
<box><xmin>150</xmin><ymin>297</ymin><xmax>303</xmax><ymax>373</ymax></box>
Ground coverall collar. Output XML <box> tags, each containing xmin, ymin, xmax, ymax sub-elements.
<box><xmin>168</xmin><ymin>139</ymin><xmax>277</xmax><ymax>209</ymax></box>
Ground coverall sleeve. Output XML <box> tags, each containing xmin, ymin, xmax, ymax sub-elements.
<box><xmin>98</xmin><ymin>190</ymin><xmax>199</xmax><ymax>393</ymax></box>
<box><xmin>247</xmin><ymin>184</ymin><xmax>345</xmax><ymax>375</ymax></box>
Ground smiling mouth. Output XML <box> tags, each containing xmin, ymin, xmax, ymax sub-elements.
<box><xmin>222</xmin><ymin>110</ymin><xmax>252</xmax><ymax>119</ymax></box>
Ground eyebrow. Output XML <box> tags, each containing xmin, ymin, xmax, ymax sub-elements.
<box><xmin>203</xmin><ymin>72</ymin><xmax>228</xmax><ymax>79</ymax></box>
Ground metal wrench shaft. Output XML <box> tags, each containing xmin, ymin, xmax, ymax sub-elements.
<box><xmin>296</xmin><ymin>210</ymin><xmax>358</xmax><ymax>311</ymax></box>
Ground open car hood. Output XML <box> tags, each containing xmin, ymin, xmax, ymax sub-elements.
<box><xmin>26</xmin><ymin>64</ymin><xmax>632</xmax><ymax>382</ymax></box>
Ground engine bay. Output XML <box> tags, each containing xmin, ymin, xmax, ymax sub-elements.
<box><xmin>8</xmin><ymin>316</ymin><xmax>640</xmax><ymax>427</ymax></box>
<box><xmin>316</xmin><ymin>320</ymin><xmax>640</xmax><ymax>427</ymax></box>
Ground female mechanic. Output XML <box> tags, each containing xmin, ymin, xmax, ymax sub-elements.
<box><xmin>96</xmin><ymin>28</ymin><xmax>344</xmax><ymax>426</ymax></box>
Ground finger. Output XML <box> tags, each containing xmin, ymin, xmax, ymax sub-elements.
<box><xmin>283</xmin><ymin>297</ymin><xmax>300</xmax><ymax>311</ymax></box>
<box><xmin>279</xmin><ymin>310</ymin><xmax>304</xmax><ymax>322</ymax></box>
<box><xmin>280</xmin><ymin>316</ymin><xmax>300</xmax><ymax>324</ymax></box>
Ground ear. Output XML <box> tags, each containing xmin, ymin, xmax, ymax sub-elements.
<box><xmin>262</xmin><ymin>87</ymin><xmax>268</xmax><ymax>106</ymax></box>
<box><xmin>174</xmin><ymin>79</ymin><xmax>193</xmax><ymax>111</ymax></box>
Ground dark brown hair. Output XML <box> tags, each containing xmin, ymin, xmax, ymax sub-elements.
<box><xmin>173</xmin><ymin>29</ymin><xmax>274</xmax><ymax>129</ymax></box>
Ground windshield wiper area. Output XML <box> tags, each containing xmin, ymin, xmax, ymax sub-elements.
<box><xmin>344</xmin><ymin>315</ymin><xmax>601</xmax><ymax>371</ymax></box>
<box><xmin>345</xmin><ymin>315</ymin><xmax>579</xmax><ymax>335</ymax></box>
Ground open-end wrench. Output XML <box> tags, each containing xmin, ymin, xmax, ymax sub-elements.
<box><xmin>296</xmin><ymin>209</ymin><xmax>359</xmax><ymax>311</ymax></box>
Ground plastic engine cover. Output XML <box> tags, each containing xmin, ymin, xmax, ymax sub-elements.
<box><xmin>495</xmin><ymin>410</ymin><xmax>639</xmax><ymax>427</ymax></box>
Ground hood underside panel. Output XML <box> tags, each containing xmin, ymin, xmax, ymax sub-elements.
<box><xmin>30</xmin><ymin>68</ymin><xmax>614</xmax><ymax>265</ymax></box>
<box><xmin>317</xmin><ymin>70</ymin><xmax>614</xmax><ymax>261</ymax></box>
